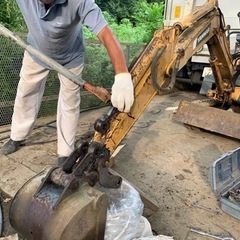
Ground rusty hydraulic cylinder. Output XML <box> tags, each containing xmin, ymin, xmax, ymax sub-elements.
<box><xmin>209</xmin><ymin>57</ymin><xmax>225</xmax><ymax>95</ymax></box>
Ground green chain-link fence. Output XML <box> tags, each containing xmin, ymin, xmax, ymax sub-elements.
<box><xmin>0</xmin><ymin>34</ymin><xmax>143</xmax><ymax>126</ymax></box>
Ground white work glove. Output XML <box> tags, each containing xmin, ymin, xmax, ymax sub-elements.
<box><xmin>111</xmin><ymin>73</ymin><xmax>134</xmax><ymax>112</ymax></box>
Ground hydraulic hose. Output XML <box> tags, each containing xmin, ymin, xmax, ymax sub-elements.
<box><xmin>151</xmin><ymin>48</ymin><xmax>179</xmax><ymax>93</ymax></box>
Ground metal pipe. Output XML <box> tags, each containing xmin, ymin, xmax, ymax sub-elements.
<box><xmin>209</xmin><ymin>57</ymin><xmax>225</xmax><ymax>94</ymax></box>
<box><xmin>0</xmin><ymin>23</ymin><xmax>111</xmax><ymax>103</ymax></box>
<box><xmin>0</xmin><ymin>24</ymin><xmax>86</xmax><ymax>87</ymax></box>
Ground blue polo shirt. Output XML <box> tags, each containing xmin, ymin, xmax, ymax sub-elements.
<box><xmin>16</xmin><ymin>0</ymin><xmax>108</xmax><ymax>69</ymax></box>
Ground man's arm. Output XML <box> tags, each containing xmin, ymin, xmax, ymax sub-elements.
<box><xmin>97</xmin><ymin>26</ymin><xmax>134</xmax><ymax>112</ymax></box>
<box><xmin>97</xmin><ymin>26</ymin><xmax>128</xmax><ymax>74</ymax></box>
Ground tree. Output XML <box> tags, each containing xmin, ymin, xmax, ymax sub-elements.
<box><xmin>132</xmin><ymin>0</ymin><xmax>164</xmax><ymax>42</ymax></box>
<box><xmin>96</xmin><ymin>0</ymin><xmax>165</xmax><ymax>23</ymax></box>
<box><xmin>96</xmin><ymin>0</ymin><xmax>136</xmax><ymax>23</ymax></box>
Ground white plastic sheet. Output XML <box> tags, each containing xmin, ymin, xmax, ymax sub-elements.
<box><xmin>103</xmin><ymin>180</ymin><xmax>174</xmax><ymax>240</ymax></box>
<box><xmin>104</xmin><ymin>180</ymin><xmax>144</xmax><ymax>240</ymax></box>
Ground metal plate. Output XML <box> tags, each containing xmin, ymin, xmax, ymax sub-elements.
<box><xmin>175</xmin><ymin>100</ymin><xmax>240</xmax><ymax>140</ymax></box>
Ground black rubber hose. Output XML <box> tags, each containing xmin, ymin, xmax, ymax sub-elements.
<box><xmin>151</xmin><ymin>47</ymin><xmax>178</xmax><ymax>93</ymax></box>
<box><xmin>0</xmin><ymin>104</ymin><xmax>109</xmax><ymax>141</ymax></box>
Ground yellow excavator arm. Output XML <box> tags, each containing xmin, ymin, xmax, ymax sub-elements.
<box><xmin>94</xmin><ymin>0</ymin><xmax>237</xmax><ymax>156</ymax></box>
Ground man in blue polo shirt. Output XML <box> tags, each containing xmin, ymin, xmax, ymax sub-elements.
<box><xmin>1</xmin><ymin>0</ymin><xmax>134</xmax><ymax>165</ymax></box>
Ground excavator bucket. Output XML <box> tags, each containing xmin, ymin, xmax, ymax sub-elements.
<box><xmin>175</xmin><ymin>100</ymin><xmax>240</xmax><ymax>140</ymax></box>
<box><xmin>9</xmin><ymin>167</ymin><xmax>109</xmax><ymax>240</ymax></box>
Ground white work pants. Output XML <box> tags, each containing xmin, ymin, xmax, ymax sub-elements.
<box><xmin>11</xmin><ymin>51</ymin><xmax>83</xmax><ymax>157</ymax></box>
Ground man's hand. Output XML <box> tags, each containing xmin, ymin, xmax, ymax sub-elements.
<box><xmin>111</xmin><ymin>72</ymin><xmax>134</xmax><ymax>112</ymax></box>
<box><xmin>98</xmin><ymin>27</ymin><xmax>134</xmax><ymax>112</ymax></box>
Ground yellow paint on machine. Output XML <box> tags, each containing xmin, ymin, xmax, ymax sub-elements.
<box><xmin>174</xmin><ymin>6</ymin><xmax>182</xmax><ymax>18</ymax></box>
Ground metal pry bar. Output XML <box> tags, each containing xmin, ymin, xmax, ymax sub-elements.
<box><xmin>0</xmin><ymin>23</ymin><xmax>111</xmax><ymax>103</ymax></box>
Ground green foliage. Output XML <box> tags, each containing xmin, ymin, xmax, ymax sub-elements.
<box><xmin>102</xmin><ymin>14</ymin><xmax>147</xmax><ymax>43</ymax></box>
<box><xmin>83</xmin><ymin>43</ymin><xmax>114</xmax><ymax>88</ymax></box>
<box><xmin>95</xmin><ymin>0</ymin><xmax>164</xmax><ymax>24</ymax></box>
<box><xmin>96</xmin><ymin>0</ymin><xmax>135</xmax><ymax>22</ymax></box>
<box><xmin>84</xmin><ymin>1</ymin><xmax>164</xmax><ymax>43</ymax></box>
<box><xmin>0</xmin><ymin>36</ymin><xmax>24</xmax><ymax>124</ymax></box>
<box><xmin>84</xmin><ymin>1</ymin><xmax>164</xmax><ymax>44</ymax></box>
<box><xmin>0</xmin><ymin>37</ymin><xmax>23</xmax><ymax>101</ymax></box>
<box><xmin>132</xmin><ymin>0</ymin><xmax>165</xmax><ymax>42</ymax></box>
<box><xmin>0</xmin><ymin>0</ymin><xmax>27</xmax><ymax>31</ymax></box>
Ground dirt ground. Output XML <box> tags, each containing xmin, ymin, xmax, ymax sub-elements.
<box><xmin>0</xmin><ymin>88</ymin><xmax>240</xmax><ymax>240</ymax></box>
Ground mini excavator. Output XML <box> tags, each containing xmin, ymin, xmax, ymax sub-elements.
<box><xmin>1</xmin><ymin>0</ymin><xmax>240</xmax><ymax>239</ymax></box>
